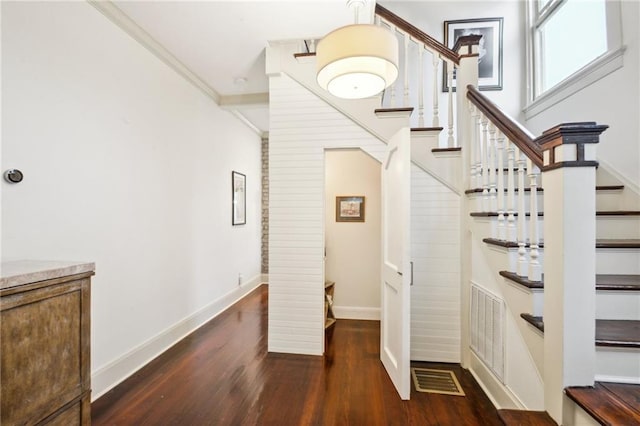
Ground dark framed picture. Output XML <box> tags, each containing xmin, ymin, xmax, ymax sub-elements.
<box><xmin>336</xmin><ymin>196</ymin><xmax>365</xmax><ymax>222</ymax></box>
<box><xmin>232</xmin><ymin>171</ymin><xmax>246</xmax><ymax>225</ymax></box>
<box><xmin>443</xmin><ymin>17</ymin><xmax>503</xmax><ymax>92</ymax></box>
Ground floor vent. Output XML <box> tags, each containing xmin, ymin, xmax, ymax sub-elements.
<box><xmin>410</xmin><ymin>368</ymin><xmax>465</xmax><ymax>396</ymax></box>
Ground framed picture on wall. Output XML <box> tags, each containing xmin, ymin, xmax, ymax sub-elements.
<box><xmin>442</xmin><ymin>17</ymin><xmax>503</xmax><ymax>92</ymax></box>
<box><xmin>232</xmin><ymin>171</ymin><xmax>246</xmax><ymax>225</ymax></box>
<box><xmin>336</xmin><ymin>196</ymin><xmax>365</xmax><ymax>222</ymax></box>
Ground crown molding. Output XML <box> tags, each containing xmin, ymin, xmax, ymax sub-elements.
<box><xmin>88</xmin><ymin>0</ymin><xmax>221</xmax><ymax>104</ymax></box>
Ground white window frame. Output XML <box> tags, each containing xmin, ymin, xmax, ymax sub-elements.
<box><xmin>524</xmin><ymin>0</ymin><xmax>625</xmax><ymax>119</ymax></box>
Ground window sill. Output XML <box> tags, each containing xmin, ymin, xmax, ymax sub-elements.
<box><xmin>524</xmin><ymin>46</ymin><xmax>626</xmax><ymax>120</ymax></box>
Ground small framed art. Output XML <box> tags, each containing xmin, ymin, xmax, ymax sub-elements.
<box><xmin>232</xmin><ymin>171</ymin><xmax>246</xmax><ymax>225</ymax></box>
<box><xmin>336</xmin><ymin>196</ymin><xmax>365</xmax><ymax>223</ymax></box>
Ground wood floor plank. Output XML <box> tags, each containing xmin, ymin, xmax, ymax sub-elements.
<box><xmin>92</xmin><ymin>285</ymin><xmax>502</xmax><ymax>425</ymax></box>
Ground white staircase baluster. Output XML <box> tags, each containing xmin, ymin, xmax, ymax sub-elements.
<box><xmin>481</xmin><ymin>114</ymin><xmax>489</xmax><ymax>212</ymax></box>
<box><xmin>496</xmin><ymin>130</ymin><xmax>506</xmax><ymax>240</ymax></box>
<box><xmin>517</xmin><ymin>149</ymin><xmax>528</xmax><ymax>276</ymax></box>
<box><xmin>528</xmin><ymin>159</ymin><xmax>542</xmax><ymax>281</ymax></box>
<box><xmin>488</xmin><ymin>123</ymin><xmax>497</xmax><ymax>212</ymax></box>
<box><xmin>474</xmin><ymin>111</ymin><xmax>483</xmax><ymax>189</ymax></box>
<box><xmin>506</xmin><ymin>141</ymin><xmax>516</xmax><ymax>241</ymax></box>
<box><xmin>309</xmin><ymin>39</ymin><xmax>315</xmax><ymax>53</ymax></box>
<box><xmin>403</xmin><ymin>32</ymin><xmax>410</xmax><ymax>106</ymax></box>
<box><xmin>468</xmin><ymin>103</ymin><xmax>477</xmax><ymax>189</ymax></box>
<box><xmin>418</xmin><ymin>46</ymin><xmax>425</xmax><ymax>127</ymax></box>
<box><xmin>432</xmin><ymin>56</ymin><xmax>440</xmax><ymax>127</ymax></box>
<box><xmin>390</xmin><ymin>24</ymin><xmax>397</xmax><ymax>107</ymax></box>
<box><xmin>447</xmin><ymin>68</ymin><xmax>455</xmax><ymax>147</ymax></box>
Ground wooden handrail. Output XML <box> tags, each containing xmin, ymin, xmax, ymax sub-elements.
<box><xmin>466</xmin><ymin>85</ymin><xmax>543</xmax><ymax>168</ymax></box>
<box><xmin>375</xmin><ymin>4</ymin><xmax>460</xmax><ymax>66</ymax></box>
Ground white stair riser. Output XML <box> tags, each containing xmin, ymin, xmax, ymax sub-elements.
<box><xmin>471</xmin><ymin>215</ymin><xmax>640</xmax><ymax>241</ymax></box>
<box><xmin>596</xmin><ymin>216</ymin><xmax>640</xmax><ymax>239</ymax></box>
<box><xmin>596</xmin><ymin>249</ymin><xmax>640</xmax><ymax>275</ymax></box>
<box><xmin>596</xmin><ymin>348</ymin><xmax>640</xmax><ymax>384</ymax></box>
<box><xmin>596</xmin><ymin>291</ymin><xmax>640</xmax><ymax>320</ymax></box>
<box><xmin>467</xmin><ymin>191</ymin><xmax>627</xmax><ymax>213</ymax></box>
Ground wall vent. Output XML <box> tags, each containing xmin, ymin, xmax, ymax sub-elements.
<box><xmin>470</xmin><ymin>283</ymin><xmax>505</xmax><ymax>382</ymax></box>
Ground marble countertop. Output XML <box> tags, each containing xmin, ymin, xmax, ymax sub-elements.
<box><xmin>0</xmin><ymin>260</ymin><xmax>95</xmax><ymax>290</ymax></box>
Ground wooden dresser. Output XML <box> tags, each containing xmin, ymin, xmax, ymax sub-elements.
<box><xmin>1</xmin><ymin>261</ymin><xmax>95</xmax><ymax>425</ymax></box>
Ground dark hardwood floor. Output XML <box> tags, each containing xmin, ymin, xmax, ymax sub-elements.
<box><xmin>92</xmin><ymin>285</ymin><xmax>501</xmax><ymax>425</ymax></box>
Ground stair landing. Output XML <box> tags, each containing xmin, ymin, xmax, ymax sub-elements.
<box><xmin>565</xmin><ymin>382</ymin><xmax>640</xmax><ymax>426</ymax></box>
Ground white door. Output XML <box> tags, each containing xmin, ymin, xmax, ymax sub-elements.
<box><xmin>380</xmin><ymin>128</ymin><xmax>411</xmax><ymax>400</ymax></box>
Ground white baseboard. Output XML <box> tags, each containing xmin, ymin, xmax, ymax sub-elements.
<box><xmin>91</xmin><ymin>275</ymin><xmax>264</xmax><ymax>400</ymax></box>
<box><xmin>333</xmin><ymin>305</ymin><xmax>380</xmax><ymax>320</ymax></box>
<box><xmin>469</xmin><ymin>351</ymin><xmax>526</xmax><ymax>410</ymax></box>
<box><xmin>595</xmin><ymin>374</ymin><xmax>640</xmax><ymax>384</ymax></box>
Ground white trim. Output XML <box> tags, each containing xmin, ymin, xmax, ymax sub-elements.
<box><xmin>469</xmin><ymin>351</ymin><xmax>526</xmax><ymax>409</ymax></box>
<box><xmin>219</xmin><ymin>93</ymin><xmax>269</xmax><ymax>109</ymax></box>
<box><xmin>89</xmin><ymin>1</ymin><xmax>220</xmax><ymax>104</ymax></box>
<box><xmin>524</xmin><ymin>46</ymin><xmax>625</xmax><ymax>119</ymax></box>
<box><xmin>229</xmin><ymin>109</ymin><xmax>265</xmax><ymax>138</ymax></box>
<box><xmin>595</xmin><ymin>375</ymin><xmax>640</xmax><ymax>385</ymax></box>
<box><xmin>333</xmin><ymin>305</ymin><xmax>380</xmax><ymax>320</ymax></box>
<box><xmin>598</xmin><ymin>157</ymin><xmax>640</xmax><ymax>199</ymax></box>
<box><xmin>91</xmin><ymin>276</ymin><xmax>264</xmax><ymax>400</ymax></box>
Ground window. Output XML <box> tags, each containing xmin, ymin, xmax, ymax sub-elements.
<box><xmin>525</xmin><ymin>0</ymin><xmax>624</xmax><ymax>117</ymax></box>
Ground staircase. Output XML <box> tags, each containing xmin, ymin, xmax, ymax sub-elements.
<box><xmin>267</xmin><ymin>3</ymin><xmax>640</xmax><ymax>425</ymax></box>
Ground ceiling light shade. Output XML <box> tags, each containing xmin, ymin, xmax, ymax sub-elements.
<box><xmin>316</xmin><ymin>24</ymin><xmax>399</xmax><ymax>99</ymax></box>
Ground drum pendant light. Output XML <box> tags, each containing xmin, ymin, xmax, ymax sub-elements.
<box><xmin>316</xmin><ymin>2</ymin><xmax>398</xmax><ymax>99</ymax></box>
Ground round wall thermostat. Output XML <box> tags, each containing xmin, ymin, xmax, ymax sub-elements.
<box><xmin>4</xmin><ymin>169</ymin><xmax>24</xmax><ymax>184</ymax></box>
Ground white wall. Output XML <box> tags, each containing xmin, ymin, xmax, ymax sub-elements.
<box><xmin>525</xmin><ymin>0</ymin><xmax>640</xmax><ymax>190</ymax></box>
<box><xmin>383</xmin><ymin>1</ymin><xmax>525</xmax><ymax>121</ymax></box>
<box><xmin>410</xmin><ymin>164</ymin><xmax>461</xmax><ymax>363</ymax></box>
<box><xmin>325</xmin><ymin>149</ymin><xmax>381</xmax><ymax>319</ymax></box>
<box><xmin>1</xmin><ymin>2</ymin><xmax>262</xmax><ymax>398</ymax></box>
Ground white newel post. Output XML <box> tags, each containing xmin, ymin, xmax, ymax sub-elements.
<box><xmin>539</xmin><ymin>123</ymin><xmax>608</xmax><ymax>424</ymax></box>
<box><xmin>454</xmin><ymin>37</ymin><xmax>479</xmax><ymax>368</ymax></box>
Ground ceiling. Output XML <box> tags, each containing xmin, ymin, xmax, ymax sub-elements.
<box><xmin>105</xmin><ymin>1</ymin><xmax>377</xmax><ymax>136</ymax></box>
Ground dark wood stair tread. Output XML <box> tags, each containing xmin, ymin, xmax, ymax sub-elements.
<box><xmin>596</xmin><ymin>320</ymin><xmax>640</xmax><ymax>348</ymax></box>
<box><xmin>500</xmin><ymin>271</ymin><xmax>640</xmax><ymax>291</ymax></box>
<box><xmin>596</xmin><ymin>239</ymin><xmax>640</xmax><ymax>248</ymax></box>
<box><xmin>500</xmin><ymin>271</ymin><xmax>543</xmax><ymax>289</ymax></box>
<box><xmin>465</xmin><ymin>185</ymin><xmax>623</xmax><ymax>195</ymax></box>
<box><xmin>483</xmin><ymin>238</ymin><xmax>538</xmax><ymax>248</ymax></box>
<box><xmin>498</xmin><ymin>409</ymin><xmax>557</xmax><ymax>426</ymax></box>
<box><xmin>471</xmin><ymin>210</ymin><xmax>640</xmax><ymax>217</ymax></box>
<box><xmin>518</xmin><ymin>317</ymin><xmax>640</xmax><ymax>348</ymax></box>
<box><xmin>411</xmin><ymin>127</ymin><xmax>444</xmax><ymax>132</ymax></box>
<box><xmin>597</xmin><ymin>274</ymin><xmax>640</xmax><ymax>291</ymax></box>
<box><xmin>565</xmin><ymin>382</ymin><xmax>640</xmax><ymax>426</ymax></box>
<box><xmin>484</xmin><ymin>238</ymin><xmax>640</xmax><ymax>249</ymax></box>
<box><xmin>520</xmin><ymin>314</ymin><xmax>544</xmax><ymax>332</ymax></box>
<box><xmin>431</xmin><ymin>147</ymin><xmax>461</xmax><ymax>153</ymax></box>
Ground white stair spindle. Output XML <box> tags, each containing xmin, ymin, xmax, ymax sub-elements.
<box><xmin>506</xmin><ymin>141</ymin><xmax>517</xmax><ymax>242</ymax></box>
<box><xmin>468</xmin><ymin>104</ymin><xmax>477</xmax><ymax>188</ymax></box>
<box><xmin>496</xmin><ymin>130</ymin><xmax>506</xmax><ymax>240</ymax></box>
<box><xmin>403</xmin><ymin>32</ymin><xmax>410</xmax><ymax>106</ymax></box>
<box><xmin>418</xmin><ymin>46</ymin><xmax>425</xmax><ymax>127</ymax></box>
<box><xmin>474</xmin><ymin>111</ymin><xmax>483</xmax><ymax>189</ymax></box>
<box><xmin>447</xmin><ymin>68</ymin><xmax>455</xmax><ymax>147</ymax></box>
<box><xmin>390</xmin><ymin>25</ymin><xmax>397</xmax><ymax>107</ymax></box>
<box><xmin>488</xmin><ymin>123</ymin><xmax>497</xmax><ymax>212</ymax></box>
<box><xmin>517</xmin><ymin>149</ymin><xmax>528</xmax><ymax>276</ymax></box>
<box><xmin>309</xmin><ymin>39</ymin><xmax>316</xmax><ymax>53</ymax></box>
<box><xmin>528</xmin><ymin>159</ymin><xmax>542</xmax><ymax>281</ymax></box>
<box><xmin>432</xmin><ymin>56</ymin><xmax>440</xmax><ymax>127</ymax></box>
<box><xmin>480</xmin><ymin>114</ymin><xmax>489</xmax><ymax>212</ymax></box>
